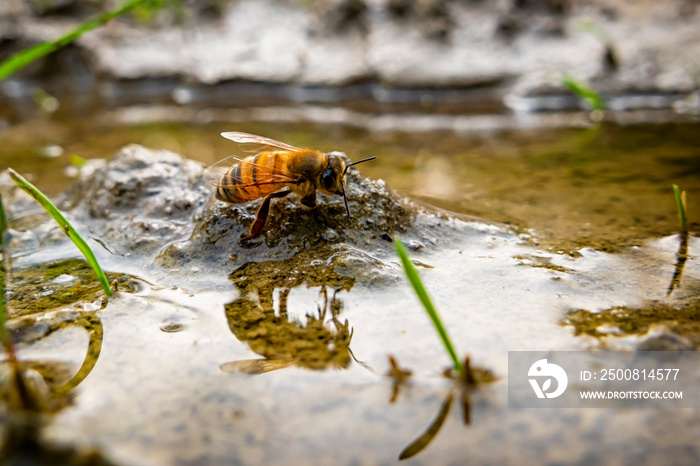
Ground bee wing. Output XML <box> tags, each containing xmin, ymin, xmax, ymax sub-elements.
<box><xmin>203</xmin><ymin>154</ymin><xmax>297</xmax><ymax>188</ymax></box>
<box><xmin>221</xmin><ymin>131</ymin><xmax>301</xmax><ymax>153</ymax></box>
<box><xmin>203</xmin><ymin>155</ymin><xmax>241</xmax><ymax>187</ymax></box>
<box><xmin>219</xmin><ymin>358</ymin><xmax>296</xmax><ymax>375</ymax></box>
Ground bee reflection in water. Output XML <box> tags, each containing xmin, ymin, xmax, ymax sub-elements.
<box><xmin>220</xmin><ymin>286</ymin><xmax>354</xmax><ymax>375</ymax></box>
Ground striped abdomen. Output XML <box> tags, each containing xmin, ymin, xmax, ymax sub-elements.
<box><xmin>216</xmin><ymin>150</ymin><xmax>296</xmax><ymax>204</ymax></box>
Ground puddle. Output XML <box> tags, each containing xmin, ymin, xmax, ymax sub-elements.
<box><xmin>1</xmin><ymin>117</ymin><xmax>699</xmax><ymax>464</ymax></box>
<box><xmin>3</xmin><ymin>228</ymin><xmax>695</xmax><ymax>464</ymax></box>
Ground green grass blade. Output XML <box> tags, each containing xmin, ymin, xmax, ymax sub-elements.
<box><xmin>562</xmin><ymin>73</ymin><xmax>606</xmax><ymax>111</ymax></box>
<box><xmin>0</xmin><ymin>194</ymin><xmax>7</xmax><ymax>241</ymax></box>
<box><xmin>395</xmin><ymin>236</ymin><xmax>462</xmax><ymax>373</ymax></box>
<box><xmin>70</xmin><ymin>155</ymin><xmax>87</xmax><ymax>167</ymax></box>
<box><xmin>8</xmin><ymin>169</ymin><xmax>112</xmax><ymax>297</ymax></box>
<box><xmin>673</xmin><ymin>185</ymin><xmax>687</xmax><ymax>234</ymax></box>
<box><xmin>0</xmin><ymin>0</ymin><xmax>148</xmax><ymax>81</ymax></box>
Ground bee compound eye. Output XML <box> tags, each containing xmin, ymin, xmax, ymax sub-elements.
<box><xmin>321</xmin><ymin>168</ymin><xmax>336</xmax><ymax>192</ymax></box>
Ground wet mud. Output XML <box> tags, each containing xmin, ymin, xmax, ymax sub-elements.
<box><xmin>564</xmin><ymin>300</ymin><xmax>700</xmax><ymax>347</ymax></box>
<box><xmin>7</xmin><ymin>258</ymin><xmax>139</xmax><ymax>318</ymax></box>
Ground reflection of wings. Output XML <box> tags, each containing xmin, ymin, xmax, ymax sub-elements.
<box><xmin>204</xmin><ymin>154</ymin><xmax>297</xmax><ymax>188</ymax></box>
<box><xmin>220</xmin><ymin>358</ymin><xmax>296</xmax><ymax>375</ymax></box>
<box><xmin>221</xmin><ymin>131</ymin><xmax>300</xmax><ymax>153</ymax></box>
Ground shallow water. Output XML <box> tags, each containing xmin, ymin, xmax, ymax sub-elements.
<box><xmin>8</xmin><ymin>226</ymin><xmax>699</xmax><ymax>464</ymax></box>
<box><xmin>1</xmin><ymin>112</ymin><xmax>700</xmax><ymax>464</ymax></box>
<box><xmin>3</xmin><ymin>115</ymin><xmax>698</xmax><ymax>251</ymax></box>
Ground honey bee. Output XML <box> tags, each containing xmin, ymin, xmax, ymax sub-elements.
<box><xmin>205</xmin><ymin>132</ymin><xmax>375</xmax><ymax>242</ymax></box>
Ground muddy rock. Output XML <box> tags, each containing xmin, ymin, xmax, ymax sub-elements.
<box><xmin>59</xmin><ymin>144</ymin><xmax>210</xmax><ymax>256</ymax></box>
<box><xmin>55</xmin><ymin>145</ymin><xmax>468</xmax><ymax>290</ymax></box>
<box><xmin>154</xmin><ymin>152</ymin><xmax>457</xmax><ymax>289</ymax></box>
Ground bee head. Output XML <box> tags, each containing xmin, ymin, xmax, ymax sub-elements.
<box><xmin>320</xmin><ymin>151</ymin><xmax>376</xmax><ymax>218</ymax></box>
<box><xmin>319</xmin><ymin>152</ymin><xmax>347</xmax><ymax>196</ymax></box>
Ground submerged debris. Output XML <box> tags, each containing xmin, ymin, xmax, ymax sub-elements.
<box><xmin>7</xmin><ymin>258</ymin><xmax>138</xmax><ymax>319</ymax></box>
<box><xmin>562</xmin><ymin>300</ymin><xmax>700</xmax><ymax>348</ymax></box>
<box><xmin>386</xmin><ymin>354</ymin><xmax>413</xmax><ymax>403</ymax></box>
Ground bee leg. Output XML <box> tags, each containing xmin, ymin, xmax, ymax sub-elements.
<box><xmin>241</xmin><ymin>189</ymin><xmax>291</xmax><ymax>243</ymax></box>
<box><xmin>300</xmin><ymin>190</ymin><xmax>317</xmax><ymax>208</ymax></box>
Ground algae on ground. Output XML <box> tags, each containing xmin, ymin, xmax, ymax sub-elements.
<box><xmin>7</xmin><ymin>258</ymin><xmax>139</xmax><ymax>319</ymax></box>
<box><xmin>562</xmin><ymin>300</ymin><xmax>700</xmax><ymax>347</ymax></box>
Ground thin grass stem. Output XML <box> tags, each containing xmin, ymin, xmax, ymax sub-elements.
<box><xmin>562</xmin><ymin>73</ymin><xmax>606</xmax><ymax>111</ymax></box>
<box><xmin>395</xmin><ymin>236</ymin><xmax>462</xmax><ymax>373</ymax></box>
<box><xmin>673</xmin><ymin>184</ymin><xmax>687</xmax><ymax>234</ymax></box>
<box><xmin>8</xmin><ymin>169</ymin><xmax>112</xmax><ymax>297</ymax></box>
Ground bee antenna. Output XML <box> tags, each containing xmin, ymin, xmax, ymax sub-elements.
<box><xmin>341</xmin><ymin>156</ymin><xmax>375</xmax><ymax>219</ymax></box>
<box><xmin>341</xmin><ymin>185</ymin><xmax>351</xmax><ymax>219</ymax></box>
<box><xmin>342</xmin><ymin>156</ymin><xmax>376</xmax><ymax>176</ymax></box>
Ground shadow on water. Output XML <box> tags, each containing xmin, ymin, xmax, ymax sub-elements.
<box><xmin>220</xmin><ymin>259</ymin><xmax>356</xmax><ymax>375</ymax></box>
